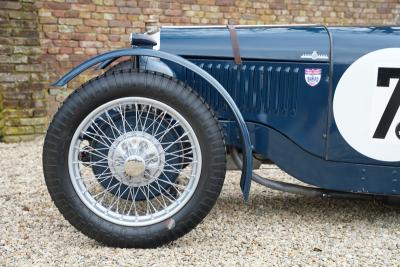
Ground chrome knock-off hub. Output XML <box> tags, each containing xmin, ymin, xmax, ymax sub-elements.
<box><xmin>124</xmin><ymin>156</ymin><xmax>145</xmax><ymax>177</ymax></box>
<box><xmin>108</xmin><ymin>131</ymin><xmax>165</xmax><ymax>187</ymax></box>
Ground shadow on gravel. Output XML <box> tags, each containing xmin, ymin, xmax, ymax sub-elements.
<box><xmin>215</xmin><ymin>192</ymin><xmax>400</xmax><ymax>223</ymax></box>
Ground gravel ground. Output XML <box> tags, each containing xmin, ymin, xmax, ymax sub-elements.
<box><xmin>1</xmin><ymin>138</ymin><xmax>400</xmax><ymax>266</ymax></box>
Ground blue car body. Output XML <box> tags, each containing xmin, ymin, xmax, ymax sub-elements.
<box><xmin>54</xmin><ymin>25</ymin><xmax>400</xmax><ymax>198</ymax></box>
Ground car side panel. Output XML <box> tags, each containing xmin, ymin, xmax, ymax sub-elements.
<box><xmin>169</xmin><ymin>59</ymin><xmax>330</xmax><ymax>158</ymax></box>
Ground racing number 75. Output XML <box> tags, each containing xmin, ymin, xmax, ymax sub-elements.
<box><xmin>373</xmin><ymin>67</ymin><xmax>400</xmax><ymax>139</ymax></box>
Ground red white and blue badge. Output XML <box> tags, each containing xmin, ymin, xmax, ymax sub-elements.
<box><xmin>304</xmin><ymin>68</ymin><xmax>321</xmax><ymax>87</ymax></box>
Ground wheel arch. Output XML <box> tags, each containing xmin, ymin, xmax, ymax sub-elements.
<box><xmin>52</xmin><ymin>48</ymin><xmax>253</xmax><ymax>200</ymax></box>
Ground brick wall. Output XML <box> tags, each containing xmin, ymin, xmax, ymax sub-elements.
<box><xmin>0</xmin><ymin>0</ymin><xmax>48</xmax><ymax>142</ymax></box>
<box><xmin>1</xmin><ymin>0</ymin><xmax>399</xmax><ymax>142</ymax></box>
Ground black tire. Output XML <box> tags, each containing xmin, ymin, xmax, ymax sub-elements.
<box><xmin>43</xmin><ymin>70</ymin><xmax>226</xmax><ymax>248</ymax></box>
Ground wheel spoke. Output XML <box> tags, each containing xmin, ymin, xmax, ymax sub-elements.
<box><xmin>142</xmin><ymin>104</ymin><xmax>152</xmax><ymax>133</ymax></box>
<box><xmin>82</xmin><ymin>130</ymin><xmax>111</xmax><ymax>148</ymax></box>
<box><xmin>78</xmin><ymin>148</ymin><xmax>109</xmax><ymax>162</ymax></box>
<box><xmin>152</xmin><ymin>110</ymin><xmax>167</xmax><ymax>136</ymax></box>
<box><xmin>144</xmin><ymin>110</ymin><xmax>165</xmax><ymax>134</ymax></box>
<box><xmin>89</xmin><ymin>119</ymin><xmax>115</xmax><ymax>145</ymax></box>
<box><xmin>155</xmin><ymin>120</ymin><xmax>180</xmax><ymax>141</ymax></box>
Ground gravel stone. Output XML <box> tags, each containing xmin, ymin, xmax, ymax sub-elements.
<box><xmin>1</xmin><ymin>138</ymin><xmax>400</xmax><ymax>266</ymax></box>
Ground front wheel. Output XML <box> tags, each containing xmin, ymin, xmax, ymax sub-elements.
<box><xmin>43</xmin><ymin>71</ymin><xmax>226</xmax><ymax>248</ymax></box>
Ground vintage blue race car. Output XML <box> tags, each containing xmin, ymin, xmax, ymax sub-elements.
<box><xmin>44</xmin><ymin>25</ymin><xmax>400</xmax><ymax>248</ymax></box>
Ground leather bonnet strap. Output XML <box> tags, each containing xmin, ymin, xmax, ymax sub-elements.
<box><xmin>227</xmin><ymin>25</ymin><xmax>242</xmax><ymax>65</ymax></box>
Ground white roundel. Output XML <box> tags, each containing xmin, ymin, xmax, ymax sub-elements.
<box><xmin>333</xmin><ymin>48</ymin><xmax>400</xmax><ymax>162</ymax></box>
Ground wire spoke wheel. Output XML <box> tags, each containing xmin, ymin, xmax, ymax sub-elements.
<box><xmin>44</xmin><ymin>71</ymin><xmax>226</xmax><ymax>247</ymax></box>
<box><xmin>69</xmin><ymin>97</ymin><xmax>202</xmax><ymax>226</ymax></box>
